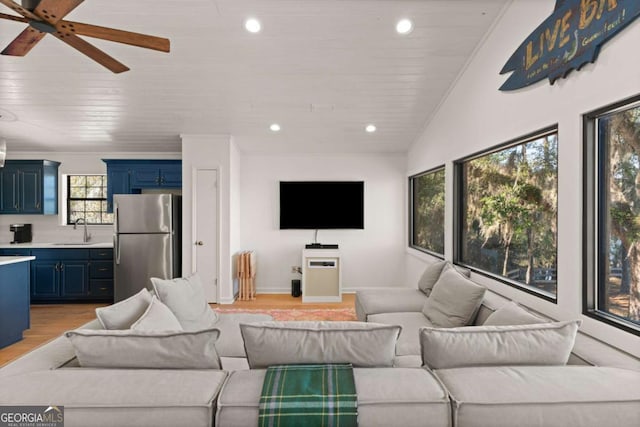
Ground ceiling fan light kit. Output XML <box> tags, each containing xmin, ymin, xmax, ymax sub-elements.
<box><xmin>0</xmin><ymin>0</ymin><xmax>170</xmax><ymax>73</ymax></box>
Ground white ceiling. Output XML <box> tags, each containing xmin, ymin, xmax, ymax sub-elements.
<box><xmin>0</xmin><ymin>0</ymin><xmax>508</xmax><ymax>154</ymax></box>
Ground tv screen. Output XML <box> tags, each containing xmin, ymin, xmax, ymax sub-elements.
<box><xmin>280</xmin><ymin>181</ymin><xmax>364</xmax><ymax>229</ymax></box>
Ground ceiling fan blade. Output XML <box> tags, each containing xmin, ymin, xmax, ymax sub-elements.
<box><xmin>59</xmin><ymin>20</ymin><xmax>170</xmax><ymax>52</ymax></box>
<box><xmin>53</xmin><ymin>32</ymin><xmax>129</xmax><ymax>73</ymax></box>
<box><xmin>1</xmin><ymin>26</ymin><xmax>45</xmax><ymax>56</ymax></box>
<box><xmin>0</xmin><ymin>11</ymin><xmax>28</xmax><ymax>23</ymax></box>
<box><xmin>34</xmin><ymin>0</ymin><xmax>83</xmax><ymax>24</ymax></box>
<box><xmin>0</xmin><ymin>0</ymin><xmax>40</xmax><ymax>20</ymax></box>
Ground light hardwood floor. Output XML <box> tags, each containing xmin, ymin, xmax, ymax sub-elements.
<box><xmin>0</xmin><ymin>294</ymin><xmax>356</xmax><ymax>367</ymax></box>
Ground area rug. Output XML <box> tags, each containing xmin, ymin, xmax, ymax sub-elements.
<box><xmin>213</xmin><ymin>308</ymin><xmax>357</xmax><ymax>321</ymax></box>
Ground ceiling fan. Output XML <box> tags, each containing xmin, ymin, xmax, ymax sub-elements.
<box><xmin>0</xmin><ymin>0</ymin><xmax>170</xmax><ymax>73</ymax></box>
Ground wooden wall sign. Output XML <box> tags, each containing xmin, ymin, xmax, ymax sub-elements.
<box><xmin>499</xmin><ymin>0</ymin><xmax>640</xmax><ymax>91</ymax></box>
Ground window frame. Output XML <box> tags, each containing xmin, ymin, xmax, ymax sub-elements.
<box><xmin>408</xmin><ymin>165</ymin><xmax>446</xmax><ymax>258</ymax></box>
<box><xmin>66</xmin><ymin>174</ymin><xmax>113</xmax><ymax>226</ymax></box>
<box><xmin>583</xmin><ymin>94</ymin><xmax>640</xmax><ymax>336</ymax></box>
<box><xmin>453</xmin><ymin>125</ymin><xmax>559</xmax><ymax>303</ymax></box>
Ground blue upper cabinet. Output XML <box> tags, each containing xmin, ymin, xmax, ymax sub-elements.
<box><xmin>105</xmin><ymin>165</ymin><xmax>131</xmax><ymax>213</ymax></box>
<box><xmin>0</xmin><ymin>160</ymin><xmax>60</xmax><ymax>215</ymax></box>
<box><xmin>103</xmin><ymin>160</ymin><xmax>182</xmax><ymax>212</ymax></box>
<box><xmin>131</xmin><ymin>165</ymin><xmax>162</xmax><ymax>187</ymax></box>
<box><xmin>129</xmin><ymin>161</ymin><xmax>182</xmax><ymax>188</ymax></box>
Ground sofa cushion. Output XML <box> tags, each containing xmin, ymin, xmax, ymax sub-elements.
<box><xmin>240</xmin><ymin>321</ymin><xmax>401</xmax><ymax>368</ymax></box>
<box><xmin>151</xmin><ymin>273</ymin><xmax>218</xmax><ymax>331</ymax></box>
<box><xmin>417</xmin><ymin>259</ymin><xmax>448</xmax><ymax>296</ymax></box>
<box><xmin>367</xmin><ymin>312</ymin><xmax>432</xmax><ymax>356</ymax></box>
<box><xmin>393</xmin><ymin>355</ymin><xmax>423</xmax><ymax>368</ymax></box>
<box><xmin>216</xmin><ymin>368</ymin><xmax>450</xmax><ymax>427</ymax></box>
<box><xmin>95</xmin><ymin>288</ymin><xmax>152</xmax><ymax>330</ymax></box>
<box><xmin>131</xmin><ymin>296</ymin><xmax>183</xmax><ymax>331</ymax></box>
<box><xmin>355</xmin><ymin>288</ymin><xmax>429</xmax><ymax>321</ymax></box>
<box><xmin>213</xmin><ymin>312</ymin><xmax>273</xmax><ymax>358</ymax></box>
<box><xmin>444</xmin><ymin>262</ymin><xmax>471</xmax><ymax>277</ymax></box>
<box><xmin>483</xmin><ymin>301</ymin><xmax>546</xmax><ymax>326</ymax></box>
<box><xmin>0</xmin><ymin>369</ymin><xmax>226</xmax><ymax>427</ymax></box>
<box><xmin>435</xmin><ymin>366</ymin><xmax>640</xmax><ymax>427</ymax></box>
<box><xmin>422</xmin><ymin>268</ymin><xmax>486</xmax><ymax>327</ymax></box>
<box><xmin>419</xmin><ymin>320</ymin><xmax>581</xmax><ymax>369</ymax></box>
<box><xmin>65</xmin><ymin>328</ymin><xmax>222</xmax><ymax>369</ymax></box>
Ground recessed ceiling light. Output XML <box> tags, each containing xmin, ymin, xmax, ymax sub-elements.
<box><xmin>270</xmin><ymin>123</ymin><xmax>281</xmax><ymax>132</ymax></box>
<box><xmin>245</xmin><ymin>18</ymin><xmax>261</xmax><ymax>33</ymax></box>
<box><xmin>365</xmin><ymin>124</ymin><xmax>377</xmax><ymax>133</ymax></box>
<box><xmin>396</xmin><ymin>19</ymin><xmax>413</xmax><ymax>35</ymax></box>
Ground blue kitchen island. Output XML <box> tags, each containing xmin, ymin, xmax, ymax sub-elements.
<box><xmin>0</xmin><ymin>256</ymin><xmax>35</xmax><ymax>349</ymax></box>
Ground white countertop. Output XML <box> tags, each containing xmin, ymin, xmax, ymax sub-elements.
<box><xmin>0</xmin><ymin>256</ymin><xmax>36</xmax><ymax>266</ymax></box>
<box><xmin>0</xmin><ymin>242</ymin><xmax>113</xmax><ymax>249</ymax></box>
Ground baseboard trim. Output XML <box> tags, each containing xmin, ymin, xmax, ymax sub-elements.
<box><xmin>254</xmin><ymin>289</ymin><xmax>357</xmax><ymax>295</ymax></box>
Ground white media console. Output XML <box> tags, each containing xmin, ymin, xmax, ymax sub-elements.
<box><xmin>301</xmin><ymin>249</ymin><xmax>342</xmax><ymax>303</ymax></box>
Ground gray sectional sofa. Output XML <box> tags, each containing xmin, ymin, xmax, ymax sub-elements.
<box><xmin>0</xmin><ymin>267</ymin><xmax>639</xmax><ymax>427</ymax></box>
<box><xmin>354</xmin><ymin>260</ymin><xmax>640</xmax><ymax>426</ymax></box>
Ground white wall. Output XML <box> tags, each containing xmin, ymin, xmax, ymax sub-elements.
<box><xmin>240</xmin><ymin>153</ymin><xmax>406</xmax><ymax>293</ymax></box>
<box><xmin>0</xmin><ymin>152</ymin><xmax>180</xmax><ymax>244</ymax></box>
<box><xmin>406</xmin><ymin>0</ymin><xmax>640</xmax><ymax>355</ymax></box>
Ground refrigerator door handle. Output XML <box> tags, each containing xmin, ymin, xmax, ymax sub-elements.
<box><xmin>114</xmin><ymin>233</ymin><xmax>120</xmax><ymax>265</ymax></box>
<box><xmin>114</xmin><ymin>203</ymin><xmax>120</xmax><ymax>234</ymax></box>
<box><xmin>114</xmin><ymin>204</ymin><xmax>121</xmax><ymax>265</ymax></box>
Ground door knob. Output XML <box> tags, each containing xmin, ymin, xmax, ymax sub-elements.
<box><xmin>196</xmin><ymin>241</ymin><xmax>204</xmax><ymax>246</ymax></box>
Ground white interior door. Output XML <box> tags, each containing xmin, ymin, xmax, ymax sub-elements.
<box><xmin>193</xmin><ymin>169</ymin><xmax>219</xmax><ymax>303</ymax></box>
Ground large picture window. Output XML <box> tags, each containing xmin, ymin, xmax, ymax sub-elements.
<box><xmin>409</xmin><ymin>167</ymin><xmax>445</xmax><ymax>256</ymax></box>
<box><xmin>585</xmin><ymin>96</ymin><xmax>640</xmax><ymax>333</ymax></box>
<box><xmin>455</xmin><ymin>128</ymin><xmax>558</xmax><ymax>300</ymax></box>
<box><xmin>67</xmin><ymin>175</ymin><xmax>114</xmax><ymax>225</ymax></box>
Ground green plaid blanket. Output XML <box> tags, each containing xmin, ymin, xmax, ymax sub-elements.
<box><xmin>259</xmin><ymin>364</ymin><xmax>358</xmax><ymax>427</ymax></box>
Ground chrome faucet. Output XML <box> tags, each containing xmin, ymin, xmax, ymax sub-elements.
<box><xmin>74</xmin><ymin>218</ymin><xmax>92</xmax><ymax>243</ymax></box>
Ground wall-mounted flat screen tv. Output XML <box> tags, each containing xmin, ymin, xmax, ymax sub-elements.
<box><xmin>279</xmin><ymin>181</ymin><xmax>364</xmax><ymax>229</ymax></box>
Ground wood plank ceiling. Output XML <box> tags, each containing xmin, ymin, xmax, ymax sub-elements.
<box><xmin>0</xmin><ymin>0</ymin><xmax>508</xmax><ymax>153</ymax></box>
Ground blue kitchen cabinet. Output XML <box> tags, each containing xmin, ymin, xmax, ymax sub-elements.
<box><xmin>0</xmin><ymin>249</ymin><xmax>30</xmax><ymax>256</ymax></box>
<box><xmin>105</xmin><ymin>165</ymin><xmax>131</xmax><ymax>213</ymax></box>
<box><xmin>20</xmin><ymin>165</ymin><xmax>42</xmax><ymax>214</ymax></box>
<box><xmin>87</xmin><ymin>249</ymin><xmax>114</xmax><ymax>299</ymax></box>
<box><xmin>0</xmin><ymin>260</ymin><xmax>31</xmax><ymax>349</ymax></box>
<box><xmin>30</xmin><ymin>249</ymin><xmax>88</xmax><ymax>300</ymax></box>
<box><xmin>0</xmin><ymin>248</ymin><xmax>113</xmax><ymax>305</ymax></box>
<box><xmin>31</xmin><ymin>260</ymin><xmax>60</xmax><ymax>298</ymax></box>
<box><xmin>0</xmin><ymin>164</ymin><xmax>20</xmax><ymax>214</ymax></box>
<box><xmin>103</xmin><ymin>159</ymin><xmax>181</xmax><ymax>213</ymax></box>
<box><xmin>129</xmin><ymin>161</ymin><xmax>182</xmax><ymax>188</ymax></box>
<box><xmin>0</xmin><ymin>160</ymin><xmax>60</xmax><ymax>215</ymax></box>
<box><xmin>60</xmin><ymin>261</ymin><xmax>89</xmax><ymax>297</ymax></box>
<box><xmin>130</xmin><ymin>164</ymin><xmax>162</xmax><ymax>187</ymax></box>
<box><xmin>160</xmin><ymin>163</ymin><xmax>182</xmax><ymax>186</ymax></box>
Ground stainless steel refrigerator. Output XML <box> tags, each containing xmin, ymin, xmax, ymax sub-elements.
<box><xmin>113</xmin><ymin>194</ymin><xmax>181</xmax><ymax>302</ymax></box>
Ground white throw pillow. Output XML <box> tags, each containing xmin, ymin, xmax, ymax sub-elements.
<box><xmin>95</xmin><ymin>288</ymin><xmax>153</xmax><ymax>330</ymax></box>
<box><xmin>483</xmin><ymin>301</ymin><xmax>546</xmax><ymax>326</ymax></box>
<box><xmin>422</xmin><ymin>268</ymin><xmax>486</xmax><ymax>327</ymax></box>
<box><xmin>417</xmin><ymin>260</ymin><xmax>448</xmax><ymax>296</ymax></box>
<box><xmin>151</xmin><ymin>274</ymin><xmax>218</xmax><ymax>331</ymax></box>
<box><xmin>65</xmin><ymin>328</ymin><xmax>221</xmax><ymax>369</ymax></box>
<box><xmin>131</xmin><ymin>296</ymin><xmax>183</xmax><ymax>331</ymax></box>
<box><xmin>442</xmin><ymin>262</ymin><xmax>471</xmax><ymax>278</ymax></box>
<box><xmin>419</xmin><ymin>320</ymin><xmax>581</xmax><ymax>369</ymax></box>
<box><xmin>240</xmin><ymin>321</ymin><xmax>402</xmax><ymax>369</ymax></box>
